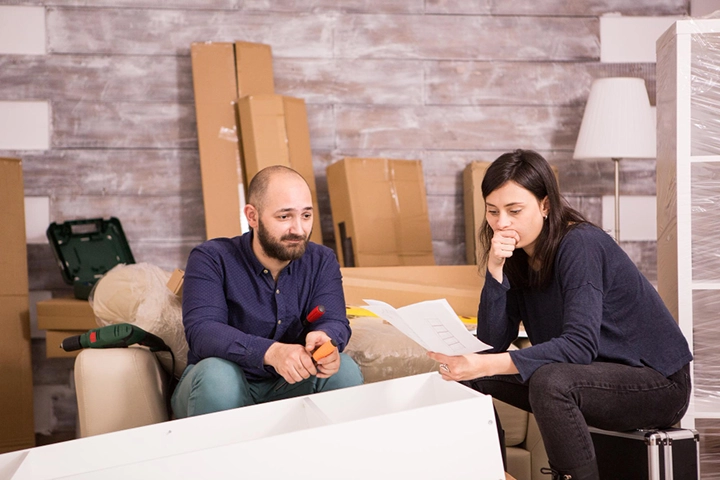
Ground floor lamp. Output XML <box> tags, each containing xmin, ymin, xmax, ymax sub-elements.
<box><xmin>573</xmin><ymin>78</ymin><xmax>656</xmax><ymax>242</ymax></box>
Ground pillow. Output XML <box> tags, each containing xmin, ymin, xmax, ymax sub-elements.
<box><xmin>89</xmin><ymin>263</ymin><xmax>188</xmax><ymax>378</ymax></box>
<box><xmin>344</xmin><ymin>316</ymin><xmax>438</xmax><ymax>384</ymax></box>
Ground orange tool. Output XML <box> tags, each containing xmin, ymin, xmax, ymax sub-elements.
<box><xmin>312</xmin><ymin>339</ymin><xmax>337</xmax><ymax>362</ymax></box>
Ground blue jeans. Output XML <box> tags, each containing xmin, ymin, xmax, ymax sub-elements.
<box><xmin>464</xmin><ymin>361</ymin><xmax>691</xmax><ymax>478</ymax></box>
<box><xmin>171</xmin><ymin>353</ymin><xmax>364</xmax><ymax>418</ymax></box>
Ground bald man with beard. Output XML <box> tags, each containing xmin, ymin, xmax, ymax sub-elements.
<box><xmin>172</xmin><ymin>165</ymin><xmax>363</xmax><ymax>418</ymax></box>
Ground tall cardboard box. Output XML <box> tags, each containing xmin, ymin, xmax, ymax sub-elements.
<box><xmin>191</xmin><ymin>41</ymin><xmax>274</xmax><ymax>240</ymax></box>
<box><xmin>0</xmin><ymin>157</ymin><xmax>35</xmax><ymax>453</ymax></box>
<box><xmin>464</xmin><ymin>161</ymin><xmax>559</xmax><ymax>264</ymax></box>
<box><xmin>327</xmin><ymin>158</ymin><xmax>435</xmax><ymax>267</ymax></box>
<box><xmin>236</xmin><ymin>94</ymin><xmax>323</xmax><ymax>244</ymax></box>
<box><xmin>463</xmin><ymin>162</ymin><xmax>492</xmax><ymax>265</ymax></box>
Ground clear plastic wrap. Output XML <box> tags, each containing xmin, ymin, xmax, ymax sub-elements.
<box><xmin>692</xmin><ymin>24</ymin><xmax>720</xmax><ymax>155</ymax></box>
<box><xmin>88</xmin><ymin>263</ymin><xmax>188</xmax><ymax>378</ymax></box>
<box><xmin>688</xmin><ymin>22</ymin><xmax>720</xmax><ymax>475</ymax></box>
<box><xmin>658</xmin><ymin>14</ymin><xmax>720</xmax><ymax>477</ymax></box>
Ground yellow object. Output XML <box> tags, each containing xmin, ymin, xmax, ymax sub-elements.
<box><xmin>346</xmin><ymin>305</ymin><xmax>477</xmax><ymax>327</ymax></box>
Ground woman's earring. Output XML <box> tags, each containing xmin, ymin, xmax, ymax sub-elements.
<box><xmin>543</xmin><ymin>214</ymin><xmax>548</xmax><ymax>220</ymax></box>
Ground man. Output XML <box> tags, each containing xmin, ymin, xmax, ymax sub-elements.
<box><xmin>172</xmin><ymin>165</ymin><xmax>363</xmax><ymax>418</ymax></box>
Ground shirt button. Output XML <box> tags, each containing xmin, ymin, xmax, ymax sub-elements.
<box><xmin>276</xmin><ymin>289</ymin><xmax>280</xmax><ymax>294</ymax></box>
<box><xmin>277</xmin><ymin>320</ymin><xmax>282</xmax><ymax>324</ymax></box>
<box><xmin>263</xmin><ymin>269</ymin><xmax>268</xmax><ymax>274</ymax></box>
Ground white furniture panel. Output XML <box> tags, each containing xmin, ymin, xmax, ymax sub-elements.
<box><xmin>0</xmin><ymin>373</ymin><xmax>504</xmax><ymax>480</ymax></box>
<box><xmin>601</xmin><ymin>15</ymin><xmax>682</xmax><ymax>63</ymax></box>
<box><xmin>601</xmin><ymin>195</ymin><xmax>657</xmax><ymax>241</ymax></box>
<box><xmin>24</xmin><ymin>197</ymin><xmax>49</xmax><ymax>245</ymax></box>
<box><xmin>0</xmin><ymin>6</ymin><xmax>45</xmax><ymax>55</ymax></box>
<box><xmin>0</xmin><ymin>101</ymin><xmax>50</xmax><ymax>150</ymax></box>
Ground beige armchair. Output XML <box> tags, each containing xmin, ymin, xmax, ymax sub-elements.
<box><xmin>74</xmin><ymin>319</ymin><xmax>549</xmax><ymax>480</ymax></box>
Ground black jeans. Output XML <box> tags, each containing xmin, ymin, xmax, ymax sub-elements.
<box><xmin>464</xmin><ymin>362</ymin><xmax>691</xmax><ymax>473</ymax></box>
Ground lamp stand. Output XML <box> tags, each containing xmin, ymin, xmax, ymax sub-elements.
<box><xmin>613</xmin><ymin>157</ymin><xmax>620</xmax><ymax>242</ymax></box>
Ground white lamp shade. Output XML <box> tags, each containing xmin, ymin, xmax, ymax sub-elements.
<box><xmin>573</xmin><ymin>77</ymin><xmax>656</xmax><ymax>159</ymax></box>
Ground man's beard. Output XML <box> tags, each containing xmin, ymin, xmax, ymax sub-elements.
<box><xmin>256</xmin><ymin>219</ymin><xmax>310</xmax><ymax>262</ymax></box>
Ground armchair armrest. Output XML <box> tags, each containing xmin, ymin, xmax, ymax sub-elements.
<box><xmin>74</xmin><ymin>348</ymin><xmax>169</xmax><ymax>437</ymax></box>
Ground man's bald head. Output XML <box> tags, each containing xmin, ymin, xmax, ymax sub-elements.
<box><xmin>247</xmin><ymin>165</ymin><xmax>309</xmax><ymax>212</ymax></box>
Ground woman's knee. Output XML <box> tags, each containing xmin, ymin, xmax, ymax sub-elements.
<box><xmin>527</xmin><ymin>363</ymin><xmax>579</xmax><ymax>407</ymax></box>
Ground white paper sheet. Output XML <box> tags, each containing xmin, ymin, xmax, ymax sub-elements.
<box><xmin>362</xmin><ymin>299</ymin><xmax>491</xmax><ymax>356</ymax></box>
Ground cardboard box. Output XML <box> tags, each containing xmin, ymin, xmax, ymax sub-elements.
<box><xmin>341</xmin><ymin>265</ymin><xmax>482</xmax><ymax>317</ymax></box>
<box><xmin>0</xmin><ymin>158</ymin><xmax>29</xmax><ymax>296</ymax></box>
<box><xmin>0</xmin><ymin>374</ymin><xmax>503</xmax><ymax>479</ymax></box>
<box><xmin>0</xmin><ymin>295</ymin><xmax>35</xmax><ymax>454</ymax></box>
<box><xmin>191</xmin><ymin>41</ymin><xmax>274</xmax><ymax>240</ymax></box>
<box><xmin>166</xmin><ymin>268</ymin><xmax>185</xmax><ymax>297</ymax></box>
<box><xmin>464</xmin><ymin>161</ymin><xmax>559</xmax><ymax>264</ymax></box>
<box><xmin>36</xmin><ymin>297</ymin><xmax>96</xmax><ymax>331</ymax></box>
<box><xmin>234</xmin><ymin>41</ymin><xmax>274</xmax><ymax>97</ymax></box>
<box><xmin>0</xmin><ymin>157</ymin><xmax>34</xmax><ymax>453</ymax></box>
<box><xmin>44</xmin><ymin>330</ymin><xmax>86</xmax><ymax>359</ymax></box>
<box><xmin>327</xmin><ymin>158</ymin><xmax>435</xmax><ymax>267</ymax></box>
<box><xmin>236</xmin><ymin>94</ymin><xmax>322</xmax><ymax>244</ymax></box>
<box><xmin>191</xmin><ymin>42</ymin><xmax>246</xmax><ymax>240</ymax></box>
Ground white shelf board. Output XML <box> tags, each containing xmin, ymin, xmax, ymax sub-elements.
<box><xmin>691</xmin><ymin>282</ymin><xmax>720</xmax><ymax>290</ymax></box>
<box><xmin>689</xmin><ymin>154</ymin><xmax>720</xmax><ymax>163</ymax></box>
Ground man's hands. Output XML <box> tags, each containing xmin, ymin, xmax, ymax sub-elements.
<box><xmin>264</xmin><ymin>342</ymin><xmax>317</xmax><ymax>384</ymax></box>
<box><xmin>488</xmin><ymin>229</ymin><xmax>520</xmax><ymax>283</ymax></box>
<box><xmin>263</xmin><ymin>330</ymin><xmax>340</xmax><ymax>384</ymax></box>
<box><xmin>305</xmin><ymin>331</ymin><xmax>340</xmax><ymax>379</ymax></box>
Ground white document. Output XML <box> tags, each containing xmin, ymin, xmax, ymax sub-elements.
<box><xmin>362</xmin><ymin>299</ymin><xmax>491</xmax><ymax>356</ymax></box>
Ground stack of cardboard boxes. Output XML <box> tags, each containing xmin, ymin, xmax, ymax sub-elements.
<box><xmin>191</xmin><ymin>41</ymin><xmax>322</xmax><ymax>244</ymax></box>
<box><xmin>189</xmin><ymin>41</ymin><xmax>514</xmax><ymax>313</ymax></box>
<box><xmin>0</xmin><ymin>157</ymin><xmax>35</xmax><ymax>453</ymax></box>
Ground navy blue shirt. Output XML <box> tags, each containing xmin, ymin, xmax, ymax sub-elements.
<box><xmin>182</xmin><ymin>231</ymin><xmax>351</xmax><ymax>381</ymax></box>
<box><xmin>478</xmin><ymin>224</ymin><xmax>692</xmax><ymax>382</ymax></box>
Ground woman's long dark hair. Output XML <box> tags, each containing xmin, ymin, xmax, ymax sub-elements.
<box><xmin>478</xmin><ymin>149</ymin><xmax>588</xmax><ymax>289</ymax></box>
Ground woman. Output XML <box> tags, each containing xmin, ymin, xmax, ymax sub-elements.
<box><xmin>428</xmin><ymin>149</ymin><xmax>692</xmax><ymax>480</ymax></box>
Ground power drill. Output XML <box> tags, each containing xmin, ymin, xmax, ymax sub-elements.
<box><xmin>60</xmin><ymin>323</ymin><xmax>171</xmax><ymax>352</ymax></box>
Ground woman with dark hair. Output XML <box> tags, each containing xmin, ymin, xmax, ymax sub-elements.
<box><xmin>428</xmin><ymin>149</ymin><xmax>692</xmax><ymax>480</ymax></box>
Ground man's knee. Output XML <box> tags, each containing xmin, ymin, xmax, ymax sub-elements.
<box><xmin>192</xmin><ymin>357</ymin><xmax>245</xmax><ymax>390</ymax></box>
<box><xmin>174</xmin><ymin>357</ymin><xmax>251</xmax><ymax>417</ymax></box>
<box><xmin>317</xmin><ymin>353</ymin><xmax>364</xmax><ymax>392</ymax></box>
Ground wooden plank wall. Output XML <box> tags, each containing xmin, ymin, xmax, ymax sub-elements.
<box><xmin>0</xmin><ymin>0</ymin><xmax>692</xmax><ymax>445</ymax></box>
<box><xmin>0</xmin><ymin>0</ymin><xmax>687</xmax><ymax>290</ymax></box>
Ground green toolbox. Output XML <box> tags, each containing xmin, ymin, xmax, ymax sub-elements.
<box><xmin>46</xmin><ymin>217</ymin><xmax>135</xmax><ymax>300</ymax></box>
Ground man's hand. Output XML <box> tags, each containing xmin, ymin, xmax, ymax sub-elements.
<box><xmin>264</xmin><ymin>342</ymin><xmax>317</xmax><ymax>384</ymax></box>
<box><xmin>306</xmin><ymin>330</ymin><xmax>340</xmax><ymax>379</ymax></box>
<box><xmin>488</xmin><ymin>229</ymin><xmax>520</xmax><ymax>283</ymax></box>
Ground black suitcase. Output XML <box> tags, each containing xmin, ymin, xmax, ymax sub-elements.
<box><xmin>589</xmin><ymin>426</ymin><xmax>700</xmax><ymax>480</ymax></box>
<box><xmin>46</xmin><ymin>217</ymin><xmax>135</xmax><ymax>300</ymax></box>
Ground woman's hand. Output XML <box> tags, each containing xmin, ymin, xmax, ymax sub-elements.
<box><xmin>488</xmin><ymin>229</ymin><xmax>520</xmax><ymax>282</ymax></box>
<box><xmin>427</xmin><ymin>351</ymin><xmax>518</xmax><ymax>381</ymax></box>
